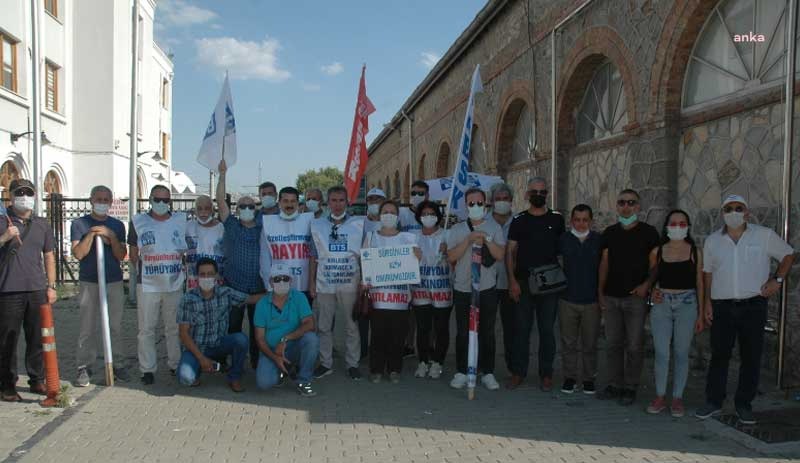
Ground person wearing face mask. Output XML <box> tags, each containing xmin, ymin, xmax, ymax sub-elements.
<box><xmin>217</xmin><ymin>159</ymin><xmax>265</xmax><ymax>370</ymax></box>
<box><xmin>128</xmin><ymin>185</ymin><xmax>188</xmax><ymax>385</ymax></box>
<box><xmin>506</xmin><ymin>177</ymin><xmax>565</xmax><ymax>392</ymax></box>
<box><xmin>260</xmin><ymin>186</ymin><xmax>315</xmax><ymax>305</ymax></box>
<box><xmin>304</xmin><ymin>188</ymin><xmax>325</xmax><ymax>220</ymax></box>
<box><xmin>363</xmin><ymin>200</ymin><xmax>421</xmax><ymax>384</ymax></box>
<box><xmin>308</xmin><ymin>186</ymin><xmax>365</xmax><ymax>381</ymax></box>
<box><xmin>487</xmin><ymin>182</ymin><xmax>515</xmax><ymax>374</ymax></box>
<box><xmin>254</xmin><ymin>263</ymin><xmax>319</xmax><ymax>397</ymax></box>
<box><xmin>596</xmin><ymin>189</ymin><xmax>659</xmax><ymax>405</ymax></box>
<box><xmin>643</xmin><ymin>210</ymin><xmax>704</xmax><ymax>418</ymax></box>
<box><xmin>70</xmin><ymin>185</ymin><xmax>129</xmax><ymax>387</ymax></box>
<box><xmin>256</xmin><ymin>181</ymin><xmax>279</xmax><ymax>224</ymax></box>
<box><xmin>176</xmin><ymin>258</ymin><xmax>264</xmax><ymax>392</ymax></box>
<box><xmin>447</xmin><ymin>188</ymin><xmax>506</xmax><ymax>391</ymax></box>
<box><xmin>364</xmin><ymin>188</ymin><xmax>386</xmax><ymax>235</ymax></box>
<box><xmin>694</xmin><ymin>195</ymin><xmax>794</xmax><ymax>425</ymax></box>
<box><xmin>399</xmin><ymin>180</ymin><xmax>429</xmax><ymax>233</ymax></box>
<box><xmin>410</xmin><ymin>201</ymin><xmax>452</xmax><ymax>380</ymax></box>
<box><xmin>185</xmin><ymin>195</ymin><xmax>225</xmax><ymax>291</ymax></box>
<box><xmin>557</xmin><ymin>204</ymin><xmax>603</xmax><ymax>395</ymax></box>
<box><xmin>0</xmin><ymin>179</ymin><xmax>57</xmax><ymax>401</ymax></box>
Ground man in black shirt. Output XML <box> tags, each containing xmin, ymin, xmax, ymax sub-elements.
<box><xmin>597</xmin><ymin>189</ymin><xmax>660</xmax><ymax>406</ymax></box>
<box><xmin>506</xmin><ymin>177</ymin><xmax>565</xmax><ymax>391</ymax></box>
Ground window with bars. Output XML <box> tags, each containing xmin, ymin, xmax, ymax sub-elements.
<box><xmin>161</xmin><ymin>132</ymin><xmax>169</xmax><ymax>161</ymax></box>
<box><xmin>46</xmin><ymin>62</ymin><xmax>59</xmax><ymax>112</ymax></box>
<box><xmin>1</xmin><ymin>34</ymin><xmax>17</xmax><ymax>93</ymax></box>
<box><xmin>576</xmin><ymin>61</ymin><xmax>628</xmax><ymax>144</ymax></box>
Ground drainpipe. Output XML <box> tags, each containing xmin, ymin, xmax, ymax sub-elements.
<box><xmin>778</xmin><ymin>0</ymin><xmax>798</xmax><ymax>390</ymax></box>
<box><xmin>401</xmin><ymin>110</ymin><xmax>414</xmax><ymax>198</ymax></box>
<box><xmin>550</xmin><ymin>0</ymin><xmax>595</xmax><ymax>209</ymax></box>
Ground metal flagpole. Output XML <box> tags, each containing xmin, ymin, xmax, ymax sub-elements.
<box><xmin>128</xmin><ymin>0</ymin><xmax>140</xmax><ymax>300</ymax></box>
<box><xmin>30</xmin><ymin>0</ymin><xmax>42</xmax><ymax>216</ymax></box>
<box><xmin>467</xmin><ymin>242</ymin><xmax>482</xmax><ymax>400</ymax></box>
<box><xmin>95</xmin><ymin>236</ymin><xmax>114</xmax><ymax>386</ymax></box>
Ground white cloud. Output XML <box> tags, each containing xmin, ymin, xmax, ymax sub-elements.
<box><xmin>195</xmin><ymin>37</ymin><xmax>291</xmax><ymax>82</ymax></box>
<box><xmin>302</xmin><ymin>83</ymin><xmax>321</xmax><ymax>92</ymax></box>
<box><xmin>158</xmin><ymin>0</ymin><xmax>218</xmax><ymax>27</ymax></box>
<box><xmin>321</xmin><ymin>62</ymin><xmax>344</xmax><ymax>76</ymax></box>
<box><xmin>420</xmin><ymin>51</ymin><xmax>441</xmax><ymax>70</ymax></box>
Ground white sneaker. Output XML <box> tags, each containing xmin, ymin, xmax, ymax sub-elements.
<box><xmin>414</xmin><ymin>362</ymin><xmax>429</xmax><ymax>378</ymax></box>
<box><xmin>481</xmin><ymin>373</ymin><xmax>500</xmax><ymax>391</ymax></box>
<box><xmin>450</xmin><ymin>373</ymin><xmax>468</xmax><ymax>389</ymax></box>
<box><xmin>428</xmin><ymin>362</ymin><xmax>443</xmax><ymax>379</ymax></box>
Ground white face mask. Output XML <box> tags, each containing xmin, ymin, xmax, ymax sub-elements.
<box><xmin>493</xmin><ymin>201</ymin><xmax>512</xmax><ymax>215</ymax></box>
<box><xmin>305</xmin><ymin>200</ymin><xmax>320</xmax><ymax>213</ymax></box>
<box><xmin>151</xmin><ymin>201</ymin><xmax>170</xmax><ymax>216</ymax></box>
<box><xmin>273</xmin><ymin>280</ymin><xmax>291</xmax><ymax>295</ymax></box>
<box><xmin>367</xmin><ymin>203</ymin><xmax>381</xmax><ymax>217</ymax></box>
<box><xmin>92</xmin><ymin>203</ymin><xmax>110</xmax><ymax>216</ymax></box>
<box><xmin>380</xmin><ymin>213</ymin><xmax>398</xmax><ymax>229</ymax></box>
<box><xmin>239</xmin><ymin>208</ymin><xmax>255</xmax><ymax>222</ymax></box>
<box><xmin>468</xmin><ymin>205</ymin><xmax>485</xmax><ymax>221</ymax></box>
<box><xmin>410</xmin><ymin>195</ymin><xmax>424</xmax><ymax>208</ymax></box>
<box><xmin>571</xmin><ymin>228</ymin><xmax>590</xmax><ymax>239</ymax></box>
<box><xmin>13</xmin><ymin>196</ymin><xmax>35</xmax><ymax>211</ymax></box>
<box><xmin>723</xmin><ymin>211</ymin><xmax>745</xmax><ymax>229</ymax></box>
<box><xmin>667</xmin><ymin>226</ymin><xmax>688</xmax><ymax>241</ymax></box>
<box><xmin>198</xmin><ymin>277</ymin><xmax>216</xmax><ymax>291</ymax></box>
<box><xmin>261</xmin><ymin>195</ymin><xmax>276</xmax><ymax>209</ymax></box>
<box><xmin>330</xmin><ymin>211</ymin><xmax>346</xmax><ymax>221</ymax></box>
<box><xmin>280</xmin><ymin>209</ymin><xmax>299</xmax><ymax>221</ymax></box>
<box><xmin>421</xmin><ymin>215</ymin><xmax>438</xmax><ymax>229</ymax></box>
<box><xmin>197</xmin><ymin>215</ymin><xmax>213</xmax><ymax>225</ymax></box>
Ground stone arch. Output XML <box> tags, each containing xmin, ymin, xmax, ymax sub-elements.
<box><xmin>137</xmin><ymin>167</ymin><xmax>147</xmax><ymax>199</ymax></box>
<box><xmin>417</xmin><ymin>153</ymin><xmax>427</xmax><ymax>180</ymax></box>
<box><xmin>469</xmin><ymin>123</ymin><xmax>488</xmax><ymax>175</ymax></box>
<box><xmin>43</xmin><ymin>170</ymin><xmax>62</xmax><ymax>196</ymax></box>
<box><xmin>44</xmin><ymin>162</ymin><xmax>68</xmax><ymax>196</ymax></box>
<box><xmin>494</xmin><ymin>81</ymin><xmax>535</xmax><ymax>173</ymax></box>
<box><xmin>557</xmin><ymin>26</ymin><xmax>640</xmax><ymax>150</ymax></box>
<box><xmin>0</xmin><ymin>160</ymin><xmax>20</xmax><ymax>203</ymax></box>
<box><xmin>435</xmin><ymin>140</ymin><xmax>452</xmax><ymax>178</ymax></box>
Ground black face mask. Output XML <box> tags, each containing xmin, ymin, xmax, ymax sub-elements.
<box><xmin>529</xmin><ymin>195</ymin><xmax>547</xmax><ymax>208</ymax></box>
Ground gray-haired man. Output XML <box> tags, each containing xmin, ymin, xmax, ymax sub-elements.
<box><xmin>488</xmin><ymin>182</ymin><xmax>515</xmax><ymax>373</ymax></box>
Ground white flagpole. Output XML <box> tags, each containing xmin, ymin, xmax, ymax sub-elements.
<box><xmin>95</xmin><ymin>236</ymin><xmax>114</xmax><ymax>386</ymax></box>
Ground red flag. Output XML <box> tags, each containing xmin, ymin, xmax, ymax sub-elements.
<box><xmin>344</xmin><ymin>65</ymin><xmax>376</xmax><ymax>202</ymax></box>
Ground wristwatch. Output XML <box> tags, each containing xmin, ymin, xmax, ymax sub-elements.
<box><xmin>775</xmin><ymin>276</ymin><xmax>785</xmax><ymax>285</ymax></box>
<box><xmin>279</xmin><ymin>336</ymin><xmax>288</xmax><ymax>344</ymax></box>
<box><xmin>485</xmin><ymin>234</ymin><xmax>493</xmax><ymax>243</ymax></box>
<box><xmin>47</xmin><ymin>284</ymin><xmax>57</xmax><ymax>290</ymax></box>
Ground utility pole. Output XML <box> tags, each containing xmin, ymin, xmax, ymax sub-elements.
<box><xmin>30</xmin><ymin>0</ymin><xmax>43</xmax><ymax>215</ymax></box>
<box><xmin>128</xmin><ymin>0</ymin><xmax>140</xmax><ymax>300</ymax></box>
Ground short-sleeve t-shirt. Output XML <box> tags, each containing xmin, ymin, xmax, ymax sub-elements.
<box><xmin>70</xmin><ymin>214</ymin><xmax>126</xmax><ymax>283</ymax></box>
<box><xmin>601</xmin><ymin>222</ymin><xmax>660</xmax><ymax>297</ymax></box>
<box><xmin>0</xmin><ymin>208</ymin><xmax>55</xmax><ymax>292</ymax></box>
<box><xmin>507</xmin><ymin>210</ymin><xmax>565</xmax><ymax>278</ymax></box>
<box><xmin>253</xmin><ymin>289</ymin><xmax>313</xmax><ymax>349</ymax></box>
<box><xmin>446</xmin><ymin>218</ymin><xmax>506</xmax><ymax>292</ymax></box>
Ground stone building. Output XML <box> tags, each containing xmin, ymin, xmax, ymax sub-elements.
<box><xmin>366</xmin><ymin>0</ymin><xmax>800</xmax><ymax>387</ymax></box>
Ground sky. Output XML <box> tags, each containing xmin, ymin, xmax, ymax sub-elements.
<box><xmin>154</xmin><ymin>0</ymin><xmax>489</xmax><ymax>195</ymax></box>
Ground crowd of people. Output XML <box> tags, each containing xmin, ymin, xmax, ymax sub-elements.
<box><xmin>0</xmin><ymin>164</ymin><xmax>793</xmax><ymax>426</ymax></box>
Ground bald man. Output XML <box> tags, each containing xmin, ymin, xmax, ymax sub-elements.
<box><xmin>185</xmin><ymin>195</ymin><xmax>225</xmax><ymax>291</ymax></box>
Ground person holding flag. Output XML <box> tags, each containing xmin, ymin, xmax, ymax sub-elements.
<box><xmin>343</xmin><ymin>65</ymin><xmax>375</xmax><ymax>203</ymax></box>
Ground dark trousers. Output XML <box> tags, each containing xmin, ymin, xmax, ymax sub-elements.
<box><xmin>412</xmin><ymin>304</ymin><xmax>452</xmax><ymax>364</ymax></box>
<box><xmin>454</xmin><ymin>288</ymin><xmax>498</xmax><ymax>375</ymax></box>
<box><xmin>510</xmin><ymin>286</ymin><xmax>559</xmax><ymax>379</ymax></box>
<box><xmin>0</xmin><ymin>291</ymin><xmax>46</xmax><ymax>389</ymax></box>
<box><xmin>497</xmin><ymin>289</ymin><xmax>514</xmax><ymax>372</ymax></box>
<box><xmin>604</xmin><ymin>295</ymin><xmax>648</xmax><ymax>389</ymax></box>
<box><xmin>369</xmin><ymin>309</ymin><xmax>409</xmax><ymax>375</ymax></box>
<box><xmin>228</xmin><ymin>302</ymin><xmax>259</xmax><ymax>369</ymax></box>
<box><xmin>359</xmin><ymin>317</ymin><xmax>369</xmax><ymax>358</ymax></box>
<box><xmin>706</xmin><ymin>297</ymin><xmax>767</xmax><ymax>408</ymax></box>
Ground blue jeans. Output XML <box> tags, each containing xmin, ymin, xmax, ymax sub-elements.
<box><xmin>650</xmin><ymin>290</ymin><xmax>697</xmax><ymax>398</ymax></box>
<box><xmin>511</xmin><ymin>286</ymin><xmax>559</xmax><ymax>379</ymax></box>
<box><xmin>177</xmin><ymin>333</ymin><xmax>248</xmax><ymax>386</ymax></box>
<box><xmin>256</xmin><ymin>332</ymin><xmax>319</xmax><ymax>389</ymax></box>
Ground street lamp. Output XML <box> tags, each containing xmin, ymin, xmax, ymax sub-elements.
<box><xmin>10</xmin><ymin>131</ymin><xmax>51</xmax><ymax>146</ymax></box>
<box><xmin>151</xmin><ymin>173</ymin><xmax>165</xmax><ymax>181</ymax></box>
<box><xmin>137</xmin><ymin>150</ymin><xmax>161</xmax><ymax>160</ymax></box>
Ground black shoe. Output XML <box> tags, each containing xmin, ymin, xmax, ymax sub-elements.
<box><xmin>313</xmin><ymin>365</ymin><xmax>333</xmax><ymax>379</ymax></box>
<box><xmin>736</xmin><ymin>405</ymin><xmax>756</xmax><ymax>425</ymax></box>
<box><xmin>296</xmin><ymin>382</ymin><xmax>317</xmax><ymax>397</ymax></box>
<box><xmin>695</xmin><ymin>403</ymin><xmax>722</xmax><ymax>420</ymax></box>
<box><xmin>403</xmin><ymin>346</ymin><xmax>415</xmax><ymax>358</ymax></box>
<box><xmin>596</xmin><ymin>385</ymin><xmax>621</xmax><ymax>400</ymax></box>
<box><xmin>141</xmin><ymin>373</ymin><xmax>154</xmax><ymax>385</ymax></box>
<box><xmin>561</xmin><ymin>378</ymin><xmax>576</xmax><ymax>394</ymax></box>
<box><xmin>618</xmin><ymin>388</ymin><xmax>637</xmax><ymax>406</ymax></box>
<box><xmin>348</xmin><ymin>367</ymin><xmax>362</xmax><ymax>381</ymax></box>
<box><xmin>582</xmin><ymin>381</ymin><xmax>596</xmax><ymax>395</ymax></box>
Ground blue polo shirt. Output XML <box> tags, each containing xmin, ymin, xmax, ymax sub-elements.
<box><xmin>558</xmin><ymin>231</ymin><xmax>602</xmax><ymax>304</ymax></box>
<box><xmin>222</xmin><ymin>215</ymin><xmax>264</xmax><ymax>294</ymax></box>
<box><xmin>253</xmin><ymin>289</ymin><xmax>312</xmax><ymax>349</ymax></box>
<box><xmin>70</xmin><ymin>214</ymin><xmax>126</xmax><ymax>283</ymax></box>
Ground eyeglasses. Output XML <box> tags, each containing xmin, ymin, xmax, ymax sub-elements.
<box><xmin>617</xmin><ymin>199</ymin><xmax>638</xmax><ymax>207</ymax></box>
<box><xmin>238</xmin><ymin>204</ymin><xmax>256</xmax><ymax>210</ymax></box>
<box><xmin>151</xmin><ymin>197</ymin><xmax>171</xmax><ymax>204</ymax></box>
<box><xmin>528</xmin><ymin>189</ymin><xmax>547</xmax><ymax>196</ymax></box>
<box><xmin>723</xmin><ymin>206</ymin><xmax>745</xmax><ymax>213</ymax></box>
<box><xmin>271</xmin><ymin>275</ymin><xmax>290</xmax><ymax>283</ymax></box>
<box><xmin>468</xmin><ymin>201</ymin><xmax>485</xmax><ymax>208</ymax></box>
<box><xmin>668</xmin><ymin>222</ymin><xmax>688</xmax><ymax>228</ymax></box>
<box><xmin>13</xmin><ymin>189</ymin><xmax>34</xmax><ymax>197</ymax></box>
<box><xmin>411</xmin><ymin>191</ymin><xmax>426</xmax><ymax>197</ymax></box>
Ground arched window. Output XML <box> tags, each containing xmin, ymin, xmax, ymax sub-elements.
<box><xmin>44</xmin><ymin>170</ymin><xmax>62</xmax><ymax>196</ymax></box>
<box><xmin>576</xmin><ymin>60</ymin><xmax>628</xmax><ymax>144</ymax></box>
<box><xmin>684</xmin><ymin>0</ymin><xmax>799</xmax><ymax>107</ymax></box>
<box><xmin>436</xmin><ymin>142</ymin><xmax>451</xmax><ymax>178</ymax></box>
<box><xmin>0</xmin><ymin>160</ymin><xmax>20</xmax><ymax>203</ymax></box>
<box><xmin>511</xmin><ymin>104</ymin><xmax>534</xmax><ymax>164</ymax></box>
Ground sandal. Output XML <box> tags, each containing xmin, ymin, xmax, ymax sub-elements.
<box><xmin>1</xmin><ymin>390</ymin><xmax>22</xmax><ymax>402</ymax></box>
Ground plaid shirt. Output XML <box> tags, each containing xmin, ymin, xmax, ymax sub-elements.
<box><xmin>176</xmin><ymin>286</ymin><xmax>249</xmax><ymax>351</ymax></box>
<box><xmin>222</xmin><ymin>215</ymin><xmax>264</xmax><ymax>294</ymax></box>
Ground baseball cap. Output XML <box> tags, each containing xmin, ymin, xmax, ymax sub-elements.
<box><xmin>366</xmin><ymin>188</ymin><xmax>386</xmax><ymax>198</ymax></box>
<box><xmin>721</xmin><ymin>194</ymin><xmax>748</xmax><ymax>209</ymax></box>
<box><xmin>270</xmin><ymin>263</ymin><xmax>291</xmax><ymax>277</ymax></box>
<box><xmin>9</xmin><ymin>179</ymin><xmax>35</xmax><ymax>193</ymax></box>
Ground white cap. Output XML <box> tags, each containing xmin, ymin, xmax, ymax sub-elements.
<box><xmin>366</xmin><ymin>188</ymin><xmax>386</xmax><ymax>198</ymax></box>
<box><xmin>721</xmin><ymin>194</ymin><xmax>748</xmax><ymax>209</ymax></box>
<box><xmin>270</xmin><ymin>263</ymin><xmax>291</xmax><ymax>277</ymax></box>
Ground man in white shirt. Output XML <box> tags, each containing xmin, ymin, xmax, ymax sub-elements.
<box><xmin>695</xmin><ymin>194</ymin><xmax>794</xmax><ymax>425</ymax></box>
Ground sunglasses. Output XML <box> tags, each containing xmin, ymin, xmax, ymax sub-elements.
<box><xmin>13</xmin><ymin>189</ymin><xmax>35</xmax><ymax>197</ymax></box>
<box><xmin>528</xmin><ymin>189</ymin><xmax>547</xmax><ymax>196</ymax></box>
<box><xmin>468</xmin><ymin>201</ymin><xmax>485</xmax><ymax>208</ymax></box>
<box><xmin>271</xmin><ymin>275</ymin><xmax>290</xmax><ymax>283</ymax></box>
<box><xmin>151</xmin><ymin>197</ymin><xmax>171</xmax><ymax>204</ymax></box>
<box><xmin>238</xmin><ymin>204</ymin><xmax>256</xmax><ymax>210</ymax></box>
<box><xmin>723</xmin><ymin>206</ymin><xmax>745</xmax><ymax>213</ymax></box>
<box><xmin>617</xmin><ymin>199</ymin><xmax>638</xmax><ymax>207</ymax></box>
<box><xmin>668</xmin><ymin>222</ymin><xmax>688</xmax><ymax>228</ymax></box>
<box><xmin>411</xmin><ymin>191</ymin><xmax>426</xmax><ymax>197</ymax></box>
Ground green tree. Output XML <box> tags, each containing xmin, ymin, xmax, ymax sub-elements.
<box><xmin>296</xmin><ymin>167</ymin><xmax>344</xmax><ymax>195</ymax></box>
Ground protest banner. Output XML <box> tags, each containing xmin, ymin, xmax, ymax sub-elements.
<box><xmin>360</xmin><ymin>245</ymin><xmax>421</xmax><ymax>287</ymax></box>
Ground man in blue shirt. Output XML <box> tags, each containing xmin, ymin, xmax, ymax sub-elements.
<box><xmin>70</xmin><ymin>185</ymin><xmax>128</xmax><ymax>386</ymax></box>
<box><xmin>254</xmin><ymin>263</ymin><xmax>319</xmax><ymax>397</ymax></box>
<box><xmin>176</xmin><ymin>257</ymin><xmax>263</xmax><ymax>392</ymax></box>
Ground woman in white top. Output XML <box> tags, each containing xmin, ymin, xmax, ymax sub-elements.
<box><xmin>410</xmin><ymin>201</ymin><xmax>452</xmax><ymax>380</ymax></box>
<box><xmin>363</xmin><ymin>200</ymin><xmax>421</xmax><ymax>384</ymax></box>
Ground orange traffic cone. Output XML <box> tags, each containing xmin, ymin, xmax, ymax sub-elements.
<box><xmin>39</xmin><ymin>303</ymin><xmax>61</xmax><ymax>407</ymax></box>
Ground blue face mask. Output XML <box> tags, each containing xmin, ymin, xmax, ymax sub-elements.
<box><xmin>618</xmin><ymin>214</ymin><xmax>638</xmax><ymax>226</ymax></box>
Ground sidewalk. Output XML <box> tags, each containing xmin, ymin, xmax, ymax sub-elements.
<box><xmin>2</xmin><ymin>289</ymin><xmax>798</xmax><ymax>463</ymax></box>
